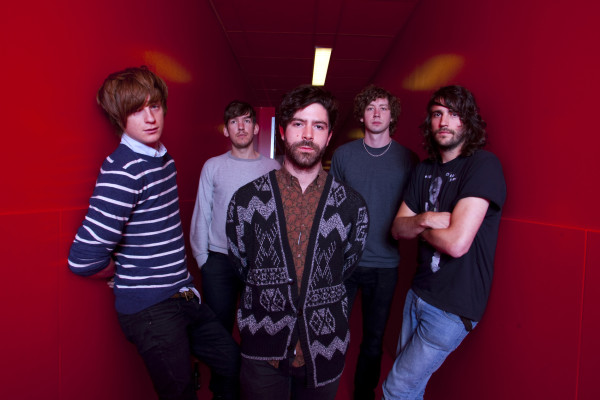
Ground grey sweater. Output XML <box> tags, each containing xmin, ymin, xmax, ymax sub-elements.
<box><xmin>190</xmin><ymin>151</ymin><xmax>279</xmax><ymax>267</ymax></box>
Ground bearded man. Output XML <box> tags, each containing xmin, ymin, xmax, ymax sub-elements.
<box><xmin>226</xmin><ymin>85</ymin><xmax>369</xmax><ymax>400</ymax></box>
<box><xmin>382</xmin><ymin>85</ymin><xmax>506</xmax><ymax>400</ymax></box>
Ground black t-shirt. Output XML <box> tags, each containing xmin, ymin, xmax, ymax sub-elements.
<box><xmin>404</xmin><ymin>150</ymin><xmax>506</xmax><ymax>321</ymax></box>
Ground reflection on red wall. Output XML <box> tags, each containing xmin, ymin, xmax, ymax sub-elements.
<box><xmin>370</xmin><ymin>0</ymin><xmax>600</xmax><ymax>399</ymax></box>
<box><xmin>1</xmin><ymin>1</ymin><xmax>250</xmax><ymax>398</ymax></box>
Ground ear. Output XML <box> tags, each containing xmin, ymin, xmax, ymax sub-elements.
<box><xmin>279</xmin><ymin>126</ymin><xmax>285</xmax><ymax>140</ymax></box>
<box><xmin>253</xmin><ymin>123</ymin><xmax>259</xmax><ymax>136</ymax></box>
<box><xmin>360</xmin><ymin>118</ymin><xmax>364</xmax><ymax>123</ymax></box>
<box><xmin>326</xmin><ymin>131</ymin><xmax>333</xmax><ymax>147</ymax></box>
<box><xmin>223</xmin><ymin>126</ymin><xmax>230</xmax><ymax>138</ymax></box>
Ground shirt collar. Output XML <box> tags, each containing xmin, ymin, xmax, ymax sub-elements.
<box><xmin>121</xmin><ymin>133</ymin><xmax>167</xmax><ymax>157</ymax></box>
<box><xmin>276</xmin><ymin>165</ymin><xmax>327</xmax><ymax>190</ymax></box>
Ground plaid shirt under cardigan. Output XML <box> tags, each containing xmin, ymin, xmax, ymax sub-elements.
<box><xmin>226</xmin><ymin>169</ymin><xmax>369</xmax><ymax>388</ymax></box>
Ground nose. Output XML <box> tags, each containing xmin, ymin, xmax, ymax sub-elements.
<box><xmin>302</xmin><ymin>125</ymin><xmax>314</xmax><ymax>141</ymax></box>
<box><xmin>439</xmin><ymin>112</ymin><xmax>449</xmax><ymax>127</ymax></box>
<box><xmin>143</xmin><ymin>107</ymin><xmax>156</xmax><ymax>123</ymax></box>
<box><xmin>373</xmin><ymin>107</ymin><xmax>380</xmax><ymax>117</ymax></box>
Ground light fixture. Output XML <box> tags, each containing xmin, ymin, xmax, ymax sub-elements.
<box><xmin>312</xmin><ymin>47</ymin><xmax>332</xmax><ymax>86</ymax></box>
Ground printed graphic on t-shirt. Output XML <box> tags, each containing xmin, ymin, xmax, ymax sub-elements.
<box><xmin>425</xmin><ymin>176</ymin><xmax>443</xmax><ymax>273</ymax></box>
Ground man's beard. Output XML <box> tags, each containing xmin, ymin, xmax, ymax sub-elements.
<box><xmin>284</xmin><ymin>139</ymin><xmax>325</xmax><ymax>169</ymax></box>
<box><xmin>434</xmin><ymin>128</ymin><xmax>465</xmax><ymax>151</ymax></box>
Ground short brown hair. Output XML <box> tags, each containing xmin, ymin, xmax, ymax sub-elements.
<box><xmin>96</xmin><ymin>66</ymin><xmax>168</xmax><ymax>133</ymax></box>
<box><xmin>223</xmin><ymin>100</ymin><xmax>256</xmax><ymax>125</ymax></box>
<box><xmin>354</xmin><ymin>85</ymin><xmax>400</xmax><ymax>135</ymax></box>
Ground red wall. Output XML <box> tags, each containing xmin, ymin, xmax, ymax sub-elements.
<box><xmin>371</xmin><ymin>0</ymin><xmax>600</xmax><ymax>399</ymax></box>
<box><xmin>1</xmin><ymin>1</ymin><xmax>250</xmax><ymax>398</ymax></box>
<box><xmin>2</xmin><ymin>0</ymin><xmax>599</xmax><ymax>399</ymax></box>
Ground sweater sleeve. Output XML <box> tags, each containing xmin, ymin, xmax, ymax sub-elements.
<box><xmin>342</xmin><ymin>189</ymin><xmax>369</xmax><ymax>280</ymax></box>
<box><xmin>68</xmin><ymin>158</ymin><xmax>139</xmax><ymax>276</ymax></box>
<box><xmin>189</xmin><ymin>161</ymin><xmax>214</xmax><ymax>268</ymax></box>
<box><xmin>225</xmin><ymin>188</ymin><xmax>248</xmax><ymax>280</ymax></box>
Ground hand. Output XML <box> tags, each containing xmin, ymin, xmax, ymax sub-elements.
<box><xmin>107</xmin><ymin>277</ymin><xmax>115</xmax><ymax>289</ymax></box>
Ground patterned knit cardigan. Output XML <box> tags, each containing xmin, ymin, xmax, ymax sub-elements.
<box><xmin>226</xmin><ymin>170</ymin><xmax>369</xmax><ymax>388</ymax></box>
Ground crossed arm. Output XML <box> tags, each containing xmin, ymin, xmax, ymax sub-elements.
<box><xmin>391</xmin><ymin>197</ymin><xmax>490</xmax><ymax>258</ymax></box>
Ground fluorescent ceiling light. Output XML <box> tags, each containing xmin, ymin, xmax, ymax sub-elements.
<box><xmin>312</xmin><ymin>47</ymin><xmax>332</xmax><ymax>86</ymax></box>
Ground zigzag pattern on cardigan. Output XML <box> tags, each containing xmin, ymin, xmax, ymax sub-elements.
<box><xmin>226</xmin><ymin>170</ymin><xmax>368</xmax><ymax>387</ymax></box>
<box><xmin>237</xmin><ymin>311</ymin><xmax>296</xmax><ymax>335</ymax></box>
<box><xmin>310</xmin><ymin>331</ymin><xmax>351</xmax><ymax>361</ymax></box>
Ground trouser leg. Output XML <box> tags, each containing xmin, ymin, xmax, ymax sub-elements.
<box><xmin>292</xmin><ymin>372</ymin><xmax>340</xmax><ymax>400</ymax></box>
<box><xmin>353</xmin><ymin>267</ymin><xmax>398</xmax><ymax>400</ymax></box>
<box><xmin>382</xmin><ymin>290</ymin><xmax>475</xmax><ymax>400</ymax></box>
<box><xmin>187</xmin><ymin>301</ymin><xmax>240</xmax><ymax>399</ymax></box>
<box><xmin>201</xmin><ymin>251</ymin><xmax>243</xmax><ymax>333</ymax></box>
<box><xmin>240</xmin><ymin>358</ymin><xmax>290</xmax><ymax>400</ymax></box>
<box><xmin>240</xmin><ymin>357</ymin><xmax>340</xmax><ymax>400</ymax></box>
<box><xmin>118</xmin><ymin>299</ymin><xmax>197</xmax><ymax>400</ymax></box>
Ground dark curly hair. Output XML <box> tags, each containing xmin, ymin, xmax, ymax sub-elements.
<box><xmin>421</xmin><ymin>85</ymin><xmax>486</xmax><ymax>160</ymax></box>
<box><xmin>354</xmin><ymin>85</ymin><xmax>400</xmax><ymax>135</ymax></box>
<box><xmin>276</xmin><ymin>85</ymin><xmax>338</xmax><ymax>133</ymax></box>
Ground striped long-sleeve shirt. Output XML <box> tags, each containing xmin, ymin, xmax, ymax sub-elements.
<box><xmin>68</xmin><ymin>144</ymin><xmax>192</xmax><ymax>314</ymax></box>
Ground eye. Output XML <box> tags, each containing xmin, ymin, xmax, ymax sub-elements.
<box><xmin>150</xmin><ymin>104</ymin><xmax>161</xmax><ymax>110</ymax></box>
<box><xmin>432</xmin><ymin>111</ymin><xmax>441</xmax><ymax>117</ymax></box>
<box><xmin>315</xmin><ymin>124</ymin><xmax>326</xmax><ymax>130</ymax></box>
<box><xmin>450</xmin><ymin>111</ymin><xmax>460</xmax><ymax>117</ymax></box>
<box><xmin>244</xmin><ymin>119</ymin><xmax>252</xmax><ymax>124</ymax></box>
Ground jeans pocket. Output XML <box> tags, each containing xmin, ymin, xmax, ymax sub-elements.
<box><xmin>440</xmin><ymin>310</ymin><xmax>463</xmax><ymax>325</ymax></box>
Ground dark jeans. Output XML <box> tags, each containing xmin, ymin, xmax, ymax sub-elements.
<box><xmin>118</xmin><ymin>296</ymin><xmax>240</xmax><ymax>400</ymax></box>
<box><xmin>240</xmin><ymin>357</ymin><xmax>340</xmax><ymax>400</ymax></box>
<box><xmin>345</xmin><ymin>266</ymin><xmax>398</xmax><ymax>400</ymax></box>
<box><xmin>201</xmin><ymin>251</ymin><xmax>244</xmax><ymax>333</ymax></box>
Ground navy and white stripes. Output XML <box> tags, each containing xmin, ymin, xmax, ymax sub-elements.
<box><xmin>69</xmin><ymin>144</ymin><xmax>192</xmax><ymax>314</ymax></box>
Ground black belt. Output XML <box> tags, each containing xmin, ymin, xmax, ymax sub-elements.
<box><xmin>460</xmin><ymin>316</ymin><xmax>473</xmax><ymax>332</ymax></box>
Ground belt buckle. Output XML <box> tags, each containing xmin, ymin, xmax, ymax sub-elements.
<box><xmin>182</xmin><ymin>290</ymin><xmax>194</xmax><ymax>301</ymax></box>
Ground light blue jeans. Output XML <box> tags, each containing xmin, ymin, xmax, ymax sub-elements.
<box><xmin>381</xmin><ymin>289</ymin><xmax>477</xmax><ymax>400</ymax></box>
